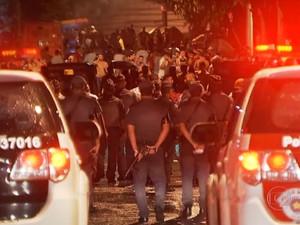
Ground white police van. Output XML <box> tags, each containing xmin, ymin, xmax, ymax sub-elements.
<box><xmin>0</xmin><ymin>70</ymin><xmax>92</xmax><ymax>225</ymax></box>
<box><xmin>207</xmin><ymin>66</ymin><xmax>300</xmax><ymax>225</ymax></box>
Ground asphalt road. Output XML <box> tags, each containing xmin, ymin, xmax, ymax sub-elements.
<box><xmin>88</xmin><ymin>160</ymin><xmax>207</xmax><ymax>225</ymax></box>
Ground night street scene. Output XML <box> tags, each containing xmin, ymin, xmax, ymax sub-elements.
<box><xmin>1</xmin><ymin>0</ymin><xmax>300</xmax><ymax>225</ymax></box>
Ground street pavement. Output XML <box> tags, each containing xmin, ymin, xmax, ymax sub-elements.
<box><xmin>89</xmin><ymin>160</ymin><xmax>207</xmax><ymax>225</ymax></box>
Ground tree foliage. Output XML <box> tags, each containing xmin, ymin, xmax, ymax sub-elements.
<box><xmin>147</xmin><ymin>0</ymin><xmax>247</xmax><ymax>35</ymax></box>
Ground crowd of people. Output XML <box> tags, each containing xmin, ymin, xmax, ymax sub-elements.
<box><xmin>55</xmin><ymin>26</ymin><xmax>242</xmax><ymax>225</ymax></box>
<box><xmin>2</xmin><ymin>24</ymin><xmax>244</xmax><ymax>224</ymax></box>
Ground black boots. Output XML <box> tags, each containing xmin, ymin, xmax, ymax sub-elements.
<box><xmin>181</xmin><ymin>205</ymin><xmax>192</xmax><ymax>219</ymax></box>
<box><xmin>138</xmin><ymin>217</ymin><xmax>148</xmax><ymax>224</ymax></box>
<box><xmin>154</xmin><ymin>206</ymin><xmax>164</xmax><ymax>223</ymax></box>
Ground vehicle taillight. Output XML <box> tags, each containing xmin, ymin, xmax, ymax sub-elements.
<box><xmin>10</xmin><ymin>148</ymin><xmax>70</xmax><ymax>182</ymax></box>
<box><xmin>266</xmin><ymin>152</ymin><xmax>290</xmax><ymax>172</ymax></box>
<box><xmin>20</xmin><ymin>150</ymin><xmax>45</xmax><ymax>170</ymax></box>
<box><xmin>10</xmin><ymin>150</ymin><xmax>48</xmax><ymax>181</ymax></box>
<box><xmin>240</xmin><ymin>151</ymin><xmax>260</xmax><ymax>171</ymax></box>
<box><xmin>48</xmin><ymin>148</ymin><xmax>70</xmax><ymax>182</ymax></box>
<box><xmin>239</xmin><ymin>151</ymin><xmax>261</xmax><ymax>185</ymax></box>
<box><xmin>239</xmin><ymin>150</ymin><xmax>300</xmax><ymax>185</ymax></box>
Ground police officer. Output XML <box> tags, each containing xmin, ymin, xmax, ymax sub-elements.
<box><xmin>157</xmin><ymin>82</ymin><xmax>179</xmax><ymax>192</ymax></box>
<box><xmin>114</xmin><ymin>74</ymin><xmax>138</xmax><ymax>184</ymax></box>
<box><xmin>61</xmin><ymin>75</ymin><xmax>103</xmax><ymax>213</ymax></box>
<box><xmin>205</xmin><ymin>75</ymin><xmax>233</xmax><ymax>126</ymax></box>
<box><xmin>98</xmin><ymin>79</ymin><xmax>127</xmax><ymax>186</ymax></box>
<box><xmin>177</xmin><ymin>82</ymin><xmax>216</xmax><ymax>219</ymax></box>
<box><xmin>125</xmin><ymin>79</ymin><xmax>170</xmax><ymax>224</ymax></box>
<box><xmin>204</xmin><ymin>75</ymin><xmax>233</xmax><ymax>171</ymax></box>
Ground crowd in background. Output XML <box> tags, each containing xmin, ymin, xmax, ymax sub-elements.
<box><xmin>0</xmin><ymin>23</ymin><xmax>245</xmax><ymax>221</ymax></box>
<box><xmin>0</xmin><ymin>23</ymin><xmax>220</xmax><ymax>76</ymax></box>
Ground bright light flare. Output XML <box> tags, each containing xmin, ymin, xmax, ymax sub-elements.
<box><xmin>34</xmin><ymin>105</ymin><xmax>42</xmax><ymax>114</ymax></box>
<box><xmin>277</xmin><ymin>45</ymin><xmax>292</xmax><ymax>52</ymax></box>
<box><xmin>255</xmin><ymin>44</ymin><xmax>275</xmax><ymax>51</ymax></box>
<box><xmin>239</xmin><ymin>151</ymin><xmax>260</xmax><ymax>171</ymax></box>
<box><xmin>20</xmin><ymin>151</ymin><xmax>44</xmax><ymax>169</ymax></box>
<box><xmin>266</xmin><ymin>152</ymin><xmax>290</xmax><ymax>172</ymax></box>
<box><xmin>49</xmin><ymin>148</ymin><xmax>69</xmax><ymax>169</ymax></box>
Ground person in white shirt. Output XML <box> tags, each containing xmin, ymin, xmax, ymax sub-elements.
<box><xmin>158</xmin><ymin>51</ymin><xmax>172</xmax><ymax>79</ymax></box>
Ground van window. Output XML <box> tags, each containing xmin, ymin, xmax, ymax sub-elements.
<box><xmin>0</xmin><ymin>81</ymin><xmax>64</xmax><ymax>136</ymax></box>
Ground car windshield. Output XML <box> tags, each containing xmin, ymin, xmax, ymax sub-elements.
<box><xmin>242</xmin><ymin>77</ymin><xmax>300</xmax><ymax>133</ymax></box>
<box><xmin>0</xmin><ymin>81</ymin><xmax>64</xmax><ymax>136</ymax></box>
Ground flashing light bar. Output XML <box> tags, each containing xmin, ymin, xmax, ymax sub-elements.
<box><xmin>277</xmin><ymin>45</ymin><xmax>292</xmax><ymax>52</ymax></box>
<box><xmin>1</xmin><ymin>50</ymin><xmax>17</xmax><ymax>57</ymax></box>
<box><xmin>255</xmin><ymin>44</ymin><xmax>292</xmax><ymax>53</ymax></box>
<box><xmin>1</xmin><ymin>48</ymin><xmax>39</xmax><ymax>58</ymax></box>
<box><xmin>255</xmin><ymin>44</ymin><xmax>275</xmax><ymax>51</ymax></box>
<box><xmin>23</xmin><ymin>48</ymin><xmax>38</xmax><ymax>56</ymax></box>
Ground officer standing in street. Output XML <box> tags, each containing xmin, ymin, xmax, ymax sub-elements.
<box><xmin>61</xmin><ymin>75</ymin><xmax>103</xmax><ymax>213</ymax></box>
<box><xmin>114</xmin><ymin>74</ymin><xmax>139</xmax><ymax>184</ymax></box>
<box><xmin>177</xmin><ymin>82</ymin><xmax>216</xmax><ymax>220</ymax></box>
<box><xmin>125</xmin><ymin>79</ymin><xmax>170</xmax><ymax>224</ymax></box>
<box><xmin>157</xmin><ymin>81</ymin><xmax>179</xmax><ymax>192</ymax></box>
<box><xmin>98</xmin><ymin>79</ymin><xmax>127</xmax><ymax>186</ymax></box>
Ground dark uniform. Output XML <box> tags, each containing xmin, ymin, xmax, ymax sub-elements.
<box><xmin>204</xmin><ymin>75</ymin><xmax>233</xmax><ymax>171</ymax></box>
<box><xmin>114</xmin><ymin>75</ymin><xmax>138</xmax><ymax>183</ymax></box>
<box><xmin>206</xmin><ymin>75</ymin><xmax>233</xmax><ymax>123</ymax></box>
<box><xmin>61</xmin><ymin>75</ymin><xmax>103</xmax><ymax>213</ymax></box>
<box><xmin>157</xmin><ymin>82</ymin><xmax>179</xmax><ymax>192</ymax></box>
<box><xmin>177</xmin><ymin>82</ymin><xmax>216</xmax><ymax>219</ymax></box>
<box><xmin>99</xmin><ymin>81</ymin><xmax>127</xmax><ymax>186</ymax></box>
<box><xmin>125</xmin><ymin>80</ymin><xmax>170</xmax><ymax>224</ymax></box>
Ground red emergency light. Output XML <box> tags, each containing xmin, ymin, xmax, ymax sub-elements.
<box><xmin>22</xmin><ymin>48</ymin><xmax>38</xmax><ymax>57</ymax></box>
<box><xmin>1</xmin><ymin>49</ymin><xmax>17</xmax><ymax>57</ymax></box>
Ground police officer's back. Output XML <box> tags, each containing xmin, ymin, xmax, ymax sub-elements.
<box><xmin>98</xmin><ymin>80</ymin><xmax>127</xmax><ymax>186</ymax></box>
<box><xmin>125</xmin><ymin>79</ymin><xmax>170</xmax><ymax>224</ymax></box>
<box><xmin>61</xmin><ymin>75</ymin><xmax>102</xmax><ymax>213</ymax></box>
<box><xmin>203</xmin><ymin>75</ymin><xmax>233</xmax><ymax>146</ymax></box>
<box><xmin>114</xmin><ymin>74</ymin><xmax>139</xmax><ymax>183</ymax></box>
<box><xmin>177</xmin><ymin>82</ymin><xmax>216</xmax><ymax>219</ymax></box>
<box><xmin>157</xmin><ymin>82</ymin><xmax>179</xmax><ymax>192</ymax></box>
<box><xmin>62</xmin><ymin>75</ymin><xmax>103</xmax><ymax>131</ymax></box>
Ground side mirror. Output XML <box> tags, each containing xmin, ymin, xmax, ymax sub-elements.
<box><xmin>190</xmin><ymin>122</ymin><xmax>220</xmax><ymax>145</ymax></box>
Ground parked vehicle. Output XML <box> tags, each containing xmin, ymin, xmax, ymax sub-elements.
<box><xmin>41</xmin><ymin>62</ymin><xmax>98</xmax><ymax>96</ymax></box>
<box><xmin>207</xmin><ymin>65</ymin><xmax>300</xmax><ymax>225</ymax></box>
<box><xmin>0</xmin><ymin>70</ymin><xmax>96</xmax><ymax>225</ymax></box>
